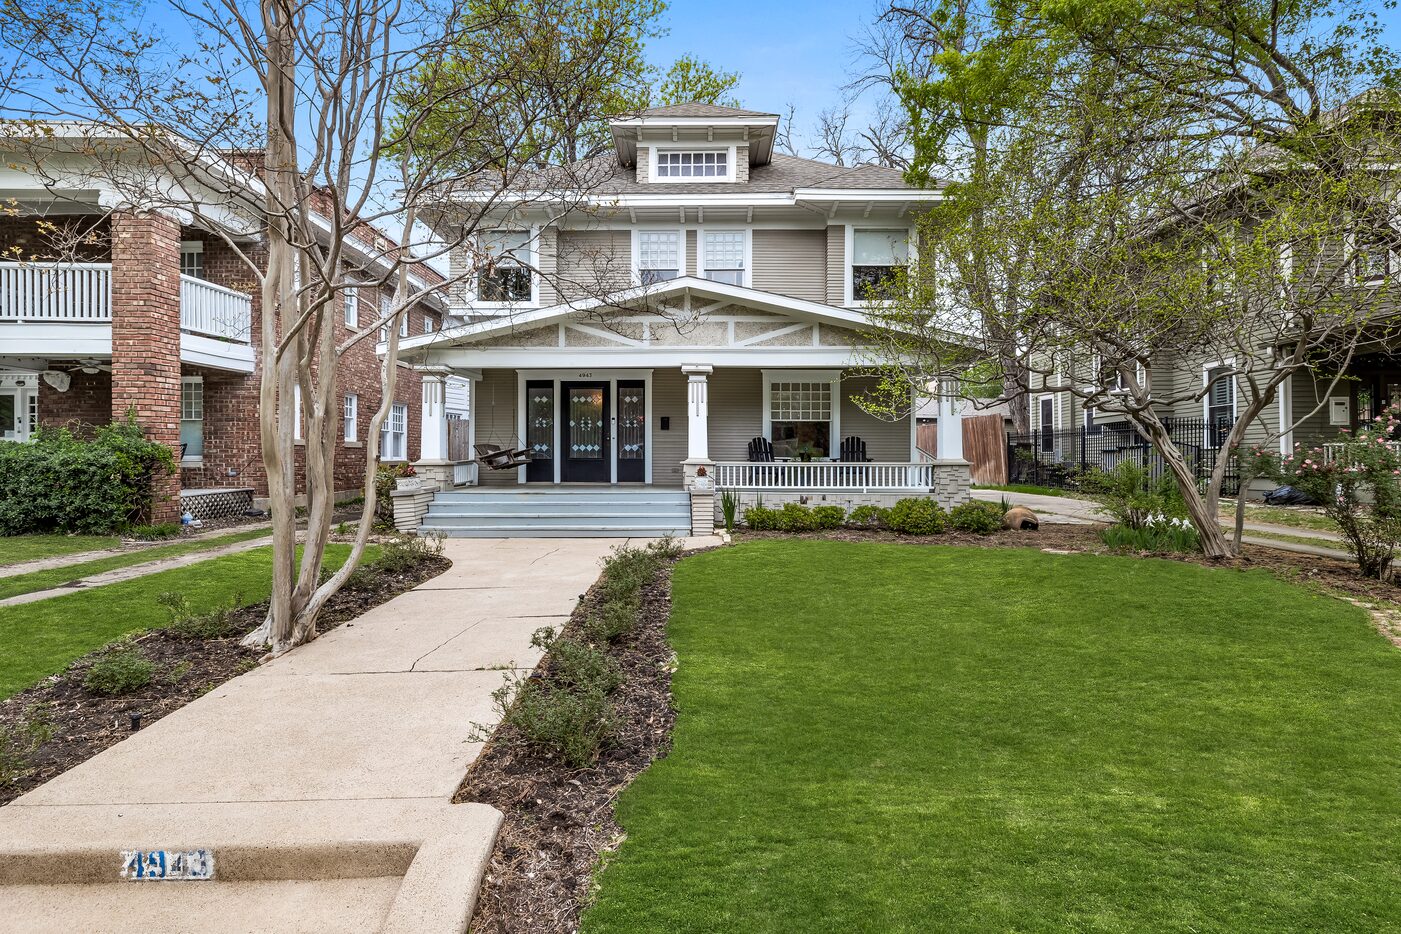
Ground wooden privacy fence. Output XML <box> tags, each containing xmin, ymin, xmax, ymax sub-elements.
<box><xmin>917</xmin><ymin>414</ymin><xmax>1007</xmax><ymax>485</ymax></box>
<box><xmin>448</xmin><ymin>418</ymin><xmax>472</xmax><ymax>462</ymax></box>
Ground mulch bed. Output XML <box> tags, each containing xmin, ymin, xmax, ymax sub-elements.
<box><xmin>0</xmin><ymin>548</ymin><xmax>450</xmax><ymax>806</ymax></box>
<box><xmin>454</xmin><ymin>557</ymin><xmax>678</xmax><ymax>934</ymax></box>
<box><xmin>452</xmin><ymin>524</ymin><xmax>1401</xmax><ymax>934</ymax></box>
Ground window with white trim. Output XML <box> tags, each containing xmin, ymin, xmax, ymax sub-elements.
<box><xmin>655</xmin><ymin>150</ymin><xmax>728</xmax><ymax>179</ymax></box>
<box><xmin>851</xmin><ymin>229</ymin><xmax>908</xmax><ymax>300</ymax></box>
<box><xmin>293</xmin><ymin>384</ymin><xmax>303</xmax><ymax>440</ymax></box>
<box><xmin>343</xmin><ymin>393</ymin><xmax>358</xmax><ymax>442</ymax></box>
<box><xmin>638</xmin><ymin>230</ymin><xmax>682</xmax><ymax>285</ymax></box>
<box><xmin>343</xmin><ymin>283</ymin><xmax>358</xmax><ymax>328</ymax></box>
<box><xmin>378</xmin><ymin>292</ymin><xmax>391</xmax><ymax>342</ymax></box>
<box><xmin>180</xmin><ymin>376</ymin><xmax>203</xmax><ymax>458</ymax></box>
<box><xmin>399</xmin><ymin>307</ymin><xmax>409</xmax><ymax>338</ymax></box>
<box><xmin>702</xmin><ymin>230</ymin><xmax>745</xmax><ymax>285</ymax></box>
<box><xmin>479</xmin><ymin>230</ymin><xmax>532</xmax><ymax>301</ymax></box>
<box><xmin>1205</xmin><ymin>365</ymin><xmax>1235</xmax><ymax>446</ymax></box>
<box><xmin>424</xmin><ymin>314</ymin><xmax>435</xmax><ymax>334</ymax></box>
<box><xmin>381</xmin><ymin>402</ymin><xmax>407</xmax><ymax>461</ymax></box>
<box><xmin>769</xmin><ymin>380</ymin><xmax>833</xmax><ymax>459</ymax></box>
<box><xmin>1355</xmin><ymin>236</ymin><xmax>1396</xmax><ymax>284</ymax></box>
<box><xmin>180</xmin><ymin>240</ymin><xmax>204</xmax><ymax>279</ymax></box>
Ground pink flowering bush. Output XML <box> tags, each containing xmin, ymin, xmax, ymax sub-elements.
<box><xmin>1276</xmin><ymin>405</ymin><xmax>1401</xmax><ymax>578</ymax></box>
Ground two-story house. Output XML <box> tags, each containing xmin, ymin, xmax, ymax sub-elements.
<box><xmin>397</xmin><ymin>103</ymin><xmax>971</xmax><ymax>537</ymax></box>
<box><xmin>0</xmin><ymin>134</ymin><xmax>456</xmax><ymax>522</ymax></box>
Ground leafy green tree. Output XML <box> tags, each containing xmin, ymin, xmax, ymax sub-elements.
<box><xmin>654</xmin><ymin>55</ymin><xmax>741</xmax><ymax>108</ymax></box>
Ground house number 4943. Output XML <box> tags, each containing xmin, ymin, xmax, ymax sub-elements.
<box><xmin>576</xmin><ymin>372</ymin><xmax>593</xmax><ymax>378</ymax></box>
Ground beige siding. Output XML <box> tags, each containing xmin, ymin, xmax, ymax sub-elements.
<box><xmin>556</xmin><ymin>230</ymin><xmax>631</xmax><ymax>299</ymax></box>
<box><xmin>825</xmin><ymin>225</ymin><xmax>845</xmax><ymax>304</ymax></box>
<box><xmin>536</xmin><ymin>228</ymin><xmax>558</xmax><ymax>306</ymax></box>
<box><xmin>685</xmin><ymin>230</ymin><xmax>697</xmax><ymax>278</ymax></box>
<box><xmin>651</xmin><ymin>368</ymin><xmax>687</xmax><ymax>485</ymax></box>
<box><xmin>708</xmin><ymin>367</ymin><xmax>764</xmax><ymax>461</ymax></box>
<box><xmin>752</xmin><ymin>229</ymin><xmax>826</xmax><ymax>302</ymax></box>
<box><xmin>841</xmin><ymin>376</ymin><xmax>911</xmax><ymax>460</ymax></box>
<box><xmin>474</xmin><ymin>369</ymin><xmax>519</xmax><ymax>487</ymax></box>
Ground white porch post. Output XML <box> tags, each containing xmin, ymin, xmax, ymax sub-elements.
<box><xmin>682</xmin><ymin>364</ymin><xmax>712</xmax><ymax>464</ymax></box>
<box><xmin>935</xmin><ymin>379</ymin><xmax>966</xmax><ymax>461</ymax></box>
<box><xmin>415</xmin><ymin>367</ymin><xmax>452</xmax><ymax>488</ymax></box>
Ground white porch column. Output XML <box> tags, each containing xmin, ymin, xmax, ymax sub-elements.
<box><xmin>417</xmin><ymin>367</ymin><xmax>450</xmax><ymax>463</ymax></box>
<box><xmin>682</xmin><ymin>364</ymin><xmax>712</xmax><ymax>463</ymax></box>
<box><xmin>935</xmin><ymin>379</ymin><xmax>966</xmax><ymax>461</ymax></box>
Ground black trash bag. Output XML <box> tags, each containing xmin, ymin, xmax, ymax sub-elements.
<box><xmin>1263</xmin><ymin>485</ymin><xmax>1319</xmax><ymax>506</ymax></box>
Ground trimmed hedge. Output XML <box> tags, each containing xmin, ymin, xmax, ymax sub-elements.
<box><xmin>0</xmin><ymin>419</ymin><xmax>175</xmax><ymax>535</ymax></box>
<box><xmin>885</xmin><ymin>498</ymin><xmax>948</xmax><ymax>535</ymax></box>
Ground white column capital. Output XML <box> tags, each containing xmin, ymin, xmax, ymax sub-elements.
<box><xmin>682</xmin><ymin>364</ymin><xmax>713</xmax><ymax>378</ymax></box>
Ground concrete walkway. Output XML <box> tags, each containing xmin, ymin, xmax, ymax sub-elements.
<box><xmin>0</xmin><ymin>522</ymin><xmax>275</xmax><ymax>578</ymax></box>
<box><xmin>973</xmin><ymin>489</ymin><xmax>1354</xmax><ymax>561</ymax></box>
<box><xmin>0</xmin><ymin>537</ymin><xmax>628</xmax><ymax>933</ymax></box>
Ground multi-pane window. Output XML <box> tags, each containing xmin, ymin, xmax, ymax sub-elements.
<box><xmin>769</xmin><ymin>380</ymin><xmax>833</xmax><ymax>459</ymax></box>
<box><xmin>378</xmin><ymin>293</ymin><xmax>391</xmax><ymax>342</ymax></box>
<box><xmin>399</xmin><ymin>308</ymin><xmax>409</xmax><ymax>338</ymax></box>
<box><xmin>479</xmin><ymin>230</ymin><xmax>532</xmax><ymax>301</ymax></box>
<box><xmin>180</xmin><ymin>377</ymin><xmax>203</xmax><ymax>458</ymax></box>
<box><xmin>1206</xmin><ymin>365</ymin><xmax>1235</xmax><ymax>446</ymax></box>
<box><xmin>851</xmin><ymin>229</ymin><xmax>909</xmax><ymax>300</ymax></box>
<box><xmin>1356</xmin><ymin>237</ymin><xmax>1395</xmax><ymax>283</ymax></box>
<box><xmin>343</xmin><ymin>394</ymin><xmax>358</xmax><ymax>443</ymax></box>
<box><xmin>638</xmin><ymin>230</ymin><xmax>681</xmax><ymax>285</ymax></box>
<box><xmin>424</xmin><ymin>314</ymin><xmax>435</xmax><ymax>334</ymax></box>
<box><xmin>381</xmin><ymin>402</ymin><xmax>407</xmax><ymax>461</ymax></box>
<box><xmin>343</xmin><ymin>283</ymin><xmax>358</xmax><ymax>328</ymax></box>
<box><xmin>702</xmin><ymin>231</ymin><xmax>745</xmax><ymax>285</ymax></box>
<box><xmin>655</xmin><ymin>150</ymin><xmax>728</xmax><ymax>179</ymax></box>
<box><xmin>180</xmin><ymin>241</ymin><xmax>205</xmax><ymax>279</ymax></box>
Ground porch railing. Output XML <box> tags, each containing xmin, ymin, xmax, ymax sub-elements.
<box><xmin>713</xmin><ymin>460</ymin><xmax>937</xmax><ymax>492</ymax></box>
<box><xmin>180</xmin><ymin>274</ymin><xmax>252</xmax><ymax>343</ymax></box>
<box><xmin>0</xmin><ymin>261</ymin><xmax>111</xmax><ymax>322</ymax></box>
<box><xmin>1321</xmin><ymin>440</ymin><xmax>1401</xmax><ymax>464</ymax></box>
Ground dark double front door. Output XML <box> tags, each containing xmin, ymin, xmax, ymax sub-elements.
<box><xmin>525</xmin><ymin>379</ymin><xmax>646</xmax><ymax>483</ymax></box>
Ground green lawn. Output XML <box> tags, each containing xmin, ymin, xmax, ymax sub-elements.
<box><xmin>0</xmin><ymin>534</ymin><xmax>122</xmax><ymax>566</ymax></box>
<box><xmin>584</xmin><ymin>541</ymin><xmax>1401</xmax><ymax>933</ymax></box>
<box><xmin>0</xmin><ymin>544</ymin><xmax>357</xmax><ymax>699</ymax></box>
<box><xmin>0</xmin><ymin>527</ymin><xmax>273</xmax><ymax>601</ymax></box>
<box><xmin>1221</xmin><ymin>504</ymin><xmax>1340</xmax><ymax>534</ymax></box>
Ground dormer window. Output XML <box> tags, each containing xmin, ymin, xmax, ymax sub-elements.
<box><xmin>654</xmin><ymin>149</ymin><xmax>729</xmax><ymax>180</ymax></box>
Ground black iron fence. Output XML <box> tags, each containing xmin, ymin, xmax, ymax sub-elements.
<box><xmin>1007</xmin><ymin>418</ymin><xmax>1240</xmax><ymax>495</ymax></box>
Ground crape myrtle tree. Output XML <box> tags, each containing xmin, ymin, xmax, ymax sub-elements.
<box><xmin>0</xmin><ymin>0</ymin><xmax>642</xmax><ymax>653</ymax></box>
<box><xmin>859</xmin><ymin>0</ymin><xmax>1401</xmax><ymax>559</ymax></box>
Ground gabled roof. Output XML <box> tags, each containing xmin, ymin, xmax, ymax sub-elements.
<box><xmin>398</xmin><ymin>276</ymin><xmax>880</xmax><ymax>356</ymax></box>
<box><xmin>573</xmin><ymin>152</ymin><xmax>914</xmax><ymax>196</ymax></box>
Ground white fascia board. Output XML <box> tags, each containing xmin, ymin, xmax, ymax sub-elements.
<box><xmin>609</xmin><ymin>116</ymin><xmax>779</xmax><ymax>129</ymax></box>
<box><xmin>421</xmin><ymin>346</ymin><xmax>865</xmax><ymax>369</ymax></box>
<box><xmin>794</xmin><ymin>188</ymin><xmax>945</xmax><ymax>201</ymax></box>
<box><xmin>306</xmin><ymin>213</ymin><xmax>447</xmax><ymax>310</ymax></box>
<box><xmin>180</xmin><ymin>333</ymin><xmax>256</xmax><ymax>373</ymax></box>
<box><xmin>0</xmin><ymin>323</ymin><xmax>112</xmax><ymax>357</ymax></box>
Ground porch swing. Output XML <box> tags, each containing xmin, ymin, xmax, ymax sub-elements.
<box><xmin>473</xmin><ymin>377</ymin><xmax>534</xmax><ymax>470</ymax></box>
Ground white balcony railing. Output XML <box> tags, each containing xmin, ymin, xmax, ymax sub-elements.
<box><xmin>1321</xmin><ymin>440</ymin><xmax>1401</xmax><ymax>464</ymax></box>
<box><xmin>180</xmin><ymin>274</ymin><xmax>252</xmax><ymax>343</ymax></box>
<box><xmin>713</xmin><ymin>460</ymin><xmax>938</xmax><ymax>492</ymax></box>
<box><xmin>0</xmin><ymin>261</ymin><xmax>111</xmax><ymax>322</ymax></box>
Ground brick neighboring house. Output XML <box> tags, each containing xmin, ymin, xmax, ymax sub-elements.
<box><xmin>0</xmin><ymin>146</ymin><xmax>455</xmax><ymax>522</ymax></box>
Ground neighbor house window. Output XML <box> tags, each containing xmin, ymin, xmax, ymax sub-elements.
<box><xmin>343</xmin><ymin>393</ymin><xmax>358</xmax><ymax>443</ymax></box>
<box><xmin>180</xmin><ymin>376</ymin><xmax>203</xmax><ymax>459</ymax></box>
<box><xmin>293</xmin><ymin>384</ymin><xmax>303</xmax><ymax>440</ymax></box>
<box><xmin>1205</xmin><ymin>365</ymin><xmax>1235</xmax><ymax>446</ymax></box>
<box><xmin>1356</xmin><ymin>237</ymin><xmax>1395</xmax><ymax>284</ymax></box>
<box><xmin>851</xmin><ymin>229</ymin><xmax>908</xmax><ymax>300</ymax></box>
<box><xmin>768</xmin><ymin>377</ymin><xmax>835</xmax><ymax>459</ymax></box>
<box><xmin>399</xmin><ymin>309</ymin><xmax>409</xmax><ymax>338</ymax></box>
<box><xmin>638</xmin><ymin>230</ymin><xmax>681</xmax><ymax>285</ymax></box>
<box><xmin>655</xmin><ymin>150</ymin><xmax>728</xmax><ymax>179</ymax></box>
<box><xmin>381</xmin><ymin>402</ymin><xmax>407</xmax><ymax>461</ymax></box>
<box><xmin>479</xmin><ymin>230</ymin><xmax>532</xmax><ymax>301</ymax></box>
<box><xmin>424</xmin><ymin>314</ymin><xmax>435</xmax><ymax>334</ymax></box>
<box><xmin>702</xmin><ymin>230</ymin><xmax>745</xmax><ymax>285</ymax></box>
<box><xmin>343</xmin><ymin>283</ymin><xmax>358</xmax><ymax>328</ymax></box>
<box><xmin>378</xmin><ymin>293</ymin><xmax>391</xmax><ymax>342</ymax></box>
<box><xmin>180</xmin><ymin>241</ymin><xmax>204</xmax><ymax>279</ymax></box>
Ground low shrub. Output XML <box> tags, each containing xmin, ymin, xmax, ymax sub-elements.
<box><xmin>373</xmin><ymin>463</ymin><xmax>416</xmax><ymax>522</ymax></box>
<box><xmin>885</xmin><ymin>498</ymin><xmax>948</xmax><ymax>535</ymax></box>
<box><xmin>0</xmin><ymin>418</ymin><xmax>176</xmax><ymax>535</ymax></box>
<box><xmin>1100</xmin><ymin>520</ymin><xmax>1201</xmax><ymax>554</ymax></box>
<box><xmin>949</xmin><ymin>501</ymin><xmax>1003</xmax><ymax>535</ymax></box>
<box><xmin>811</xmin><ymin>505</ymin><xmax>846</xmax><ymax>530</ymax></box>
<box><xmin>373</xmin><ymin>532</ymin><xmax>445</xmax><ymax>574</ymax></box>
<box><xmin>159</xmin><ymin>591</ymin><xmax>242</xmax><ymax>640</ymax></box>
<box><xmin>581</xmin><ymin>597</ymin><xmax>641</xmax><ymax>644</ymax></box>
<box><xmin>0</xmin><ymin>703</ymin><xmax>53</xmax><ymax>787</ymax></box>
<box><xmin>548</xmin><ymin>637</ymin><xmax>624</xmax><ymax>694</ymax></box>
<box><xmin>489</xmin><ymin>676</ymin><xmax>617</xmax><ymax>769</ymax></box>
<box><xmin>743</xmin><ymin>504</ymin><xmax>781</xmax><ymax>531</ymax></box>
<box><xmin>776</xmin><ymin>502</ymin><xmax>817</xmax><ymax>533</ymax></box>
<box><xmin>82</xmin><ymin>642</ymin><xmax>156</xmax><ymax>696</ymax></box>
<box><xmin>845</xmin><ymin>504</ymin><xmax>888</xmax><ymax>529</ymax></box>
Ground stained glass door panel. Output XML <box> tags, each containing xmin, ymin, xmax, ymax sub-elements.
<box><xmin>617</xmin><ymin>380</ymin><xmax>645</xmax><ymax>482</ymax></box>
<box><xmin>525</xmin><ymin>381</ymin><xmax>554</xmax><ymax>482</ymax></box>
<box><xmin>561</xmin><ymin>382</ymin><xmax>610</xmax><ymax>482</ymax></box>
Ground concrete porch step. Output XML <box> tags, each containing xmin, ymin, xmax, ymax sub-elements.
<box><xmin>423</xmin><ymin>512</ymin><xmax>688</xmax><ymax>529</ymax></box>
<box><xmin>433</xmin><ymin>489</ymin><xmax>689</xmax><ymax>505</ymax></box>
<box><xmin>420</xmin><ymin>524</ymin><xmax>690</xmax><ymax>539</ymax></box>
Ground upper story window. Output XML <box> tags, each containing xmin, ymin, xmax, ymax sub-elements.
<box><xmin>638</xmin><ymin>230</ymin><xmax>682</xmax><ymax>285</ymax></box>
<box><xmin>702</xmin><ymin>230</ymin><xmax>745</xmax><ymax>285</ymax></box>
<box><xmin>1205</xmin><ymin>364</ymin><xmax>1236</xmax><ymax>446</ymax></box>
<box><xmin>479</xmin><ymin>230</ymin><xmax>532</xmax><ymax>302</ymax></box>
<box><xmin>1356</xmin><ymin>237</ymin><xmax>1396</xmax><ymax>284</ymax></box>
<box><xmin>851</xmin><ymin>229</ymin><xmax>909</xmax><ymax>300</ymax></box>
<box><xmin>655</xmin><ymin>150</ymin><xmax>729</xmax><ymax>180</ymax></box>
<box><xmin>180</xmin><ymin>240</ymin><xmax>204</xmax><ymax>279</ymax></box>
<box><xmin>343</xmin><ymin>282</ymin><xmax>359</xmax><ymax>328</ymax></box>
